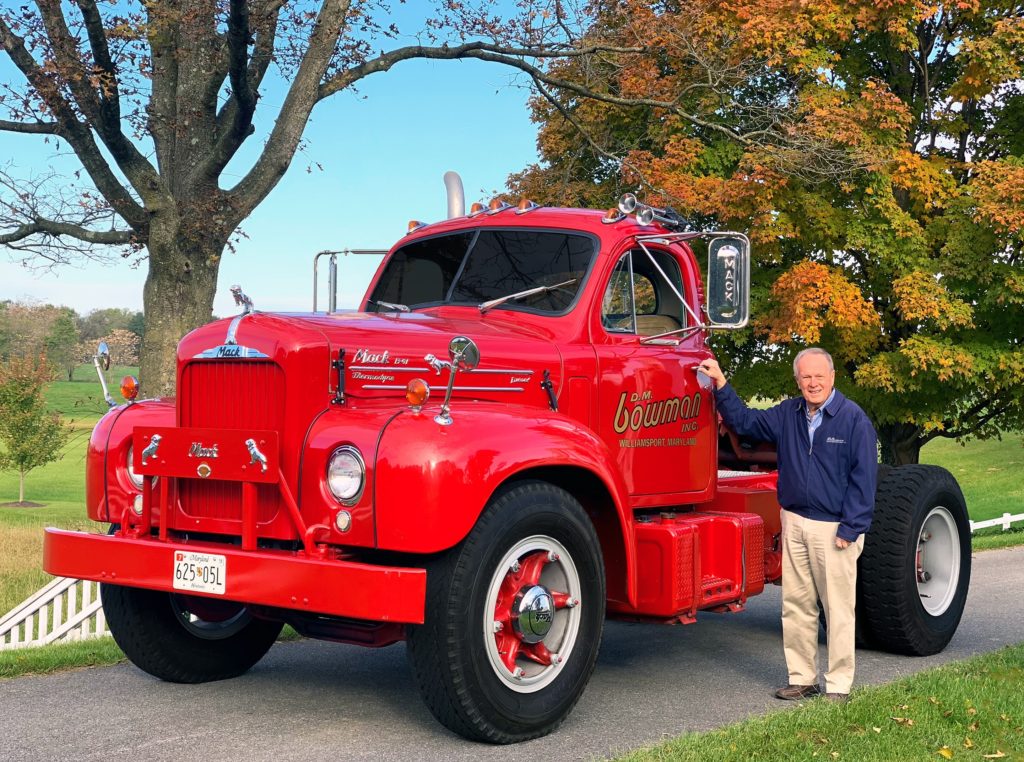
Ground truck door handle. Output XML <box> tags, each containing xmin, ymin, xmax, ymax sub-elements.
<box><xmin>689</xmin><ymin>364</ymin><xmax>713</xmax><ymax>391</ymax></box>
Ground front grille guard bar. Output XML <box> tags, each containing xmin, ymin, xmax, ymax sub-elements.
<box><xmin>119</xmin><ymin>471</ymin><xmax>329</xmax><ymax>558</ymax></box>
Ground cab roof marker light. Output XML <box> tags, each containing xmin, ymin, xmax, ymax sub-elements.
<box><xmin>407</xmin><ymin>220</ymin><xmax>427</xmax><ymax>235</ymax></box>
<box><xmin>469</xmin><ymin>202</ymin><xmax>487</xmax><ymax>216</ymax></box>
<box><xmin>486</xmin><ymin>199</ymin><xmax>512</xmax><ymax>215</ymax></box>
<box><xmin>515</xmin><ymin>199</ymin><xmax>542</xmax><ymax>215</ymax></box>
<box><xmin>602</xmin><ymin>208</ymin><xmax>625</xmax><ymax>224</ymax></box>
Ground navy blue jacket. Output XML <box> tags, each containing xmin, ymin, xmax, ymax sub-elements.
<box><xmin>714</xmin><ymin>384</ymin><xmax>877</xmax><ymax>541</ymax></box>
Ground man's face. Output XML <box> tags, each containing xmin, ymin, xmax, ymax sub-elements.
<box><xmin>795</xmin><ymin>354</ymin><xmax>835</xmax><ymax>410</ymax></box>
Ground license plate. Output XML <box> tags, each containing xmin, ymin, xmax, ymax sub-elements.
<box><xmin>172</xmin><ymin>551</ymin><xmax>226</xmax><ymax>595</ymax></box>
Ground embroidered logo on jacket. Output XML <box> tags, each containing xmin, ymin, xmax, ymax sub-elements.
<box><xmin>826</xmin><ymin>436</ymin><xmax>846</xmax><ymax>444</ymax></box>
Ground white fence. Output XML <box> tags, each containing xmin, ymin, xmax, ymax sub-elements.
<box><xmin>0</xmin><ymin>577</ymin><xmax>109</xmax><ymax>651</ymax></box>
<box><xmin>970</xmin><ymin>512</ymin><xmax>1024</xmax><ymax>534</ymax></box>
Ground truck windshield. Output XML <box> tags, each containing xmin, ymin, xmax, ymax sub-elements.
<box><xmin>367</xmin><ymin>229</ymin><xmax>596</xmax><ymax>314</ymax></box>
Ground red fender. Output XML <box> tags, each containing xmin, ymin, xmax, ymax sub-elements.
<box><xmin>374</xmin><ymin>402</ymin><xmax>639</xmax><ymax>606</ymax></box>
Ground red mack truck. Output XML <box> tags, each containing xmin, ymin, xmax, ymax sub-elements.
<box><xmin>44</xmin><ymin>175</ymin><xmax>971</xmax><ymax>743</ymax></box>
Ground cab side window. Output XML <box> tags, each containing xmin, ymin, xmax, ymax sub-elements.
<box><xmin>601</xmin><ymin>249</ymin><xmax>687</xmax><ymax>336</ymax></box>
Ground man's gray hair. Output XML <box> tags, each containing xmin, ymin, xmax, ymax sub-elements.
<box><xmin>793</xmin><ymin>347</ymin><xmax>834</xmax><ymax>377</ymax></box>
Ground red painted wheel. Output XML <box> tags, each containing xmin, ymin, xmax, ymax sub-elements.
<box><xmin>407</xmin><ymin>480</ymin><xmax>605</xmax><ymax>743</ymax></box>
<box><xmin>483</xmin><ymin>535</ymin><xmax>583</xmax><ymax>692</ymax></box>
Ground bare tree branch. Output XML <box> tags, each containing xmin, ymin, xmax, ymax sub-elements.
<box><xmin>0</xmin><ymin>14</ymin><xmax>149</xmax><ymax>230</ymax></box>
<box><xmin>33</xmin><ymin>0</ymin><xmax>165</xmax><ymax>206</ymax></box>
<box><xmin>73</xmin><ymin>0</ymin><xmax>121</xmax><ymax>123</ymax></box>
<box><xmin>0</xmin><ymin>119</ymin><xmax>58</xmax><ymax>133</ymax></box>
<box><xmin>0</xmin><ymin>218</ymin><xmax>134</xmax><ymax>245</ymax></box>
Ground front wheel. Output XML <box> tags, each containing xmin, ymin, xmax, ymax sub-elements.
<box><xmin>406</xmin><ymin>480</ymin><xmax>605</xmax><ymax>743</ymax></box>
<box><xmin>101</xmin><ymin>584</ymin><xmax>283</xmax><ymax>683</ymax></box>
<box><xmin>857</xmin><ymin>465</ymin><xmax>971</xmax><ymax>655</ymax></box>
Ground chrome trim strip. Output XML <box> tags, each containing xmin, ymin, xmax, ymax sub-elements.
<box><xmin>350</xmin><ymin>365</ymin><xmax>432</xmax><ymax>372</ymax></box>
<box><xmin>193</xmin><ymin>344</ymin><xmax>270</xmax><ymax>359</ymax></box>
<box><xmin>350</xmin><ymin>365</ymin><xmax>534</xmax><ymax>375</ymax></box>
<box><xmin>362</xmin><ymin>385</ymin><xmax>525</xmax><ymax>392</ymax></box>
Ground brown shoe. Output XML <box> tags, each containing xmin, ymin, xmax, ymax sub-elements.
<box><xmin>775</xmin><ymin>684</ymin><xmax>820</xmax><ymax>700</ymax></box>
<box><xmin>824</xmin><ymin>692</ymin><xmax>849</xmax><ymax>703</ymax></box>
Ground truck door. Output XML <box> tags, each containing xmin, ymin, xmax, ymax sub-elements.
<box><xmin>593</xmin><ymin>245</ymin><xmax>716</xmax><ymax>499</ymax></box>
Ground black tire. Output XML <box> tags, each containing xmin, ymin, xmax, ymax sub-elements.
<box><xmin>857</xmin><ymin>465</ymin><xmax>971</xmax><ymax>656</ymax></box>
<box><xmin>406</xmin><ymin>480</ymin><xmax>605</xmax><ymax>743</ymax></box>
<box><xmin>101</xmin><ymin>584</ymin><xmax>283</xmax><ymax>683</ymax></box>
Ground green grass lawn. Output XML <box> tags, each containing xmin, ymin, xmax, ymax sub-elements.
<box><xmin>44</xmin><ymin>364</ymin><xmax>140</xmax><ymax>419</ymax></box>
<box><xmin>623</xmin><ymin>641</ymin><xmax>1024</xmax><ymax>761</ymax></box>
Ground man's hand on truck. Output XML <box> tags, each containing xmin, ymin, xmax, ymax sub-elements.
<box><xmin>697</xmin><ymin>359</ymin><xmax>727</xmax><ymax>390</ymax></box>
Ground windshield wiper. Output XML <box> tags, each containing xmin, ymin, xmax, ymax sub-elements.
<box><xmin>372</xmin><ymin>300</ymin><xmax>410</xmax><ymax>313</ymax></box>
<box><xmin>478</xmin><ymin>279</ymin><xmax>577</xmax><ymax>314</ymax></box>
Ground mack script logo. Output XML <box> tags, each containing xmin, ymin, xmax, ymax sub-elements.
<box><xmin>613</xmin><ymin>390</ymin><xmax>701</xmax><ymax>434</ymax></box>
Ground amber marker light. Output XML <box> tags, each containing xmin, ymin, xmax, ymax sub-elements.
<box><xmin>602</xmin><ymin>207</ymin><xmax>623</xmax><ymax>224</ymax></box>
<box><xmin>470</xmin><ymin>202</ymin><xmax>485</xmax><ymax>214</ymax></box>
<box><xmin>488</xmin><ymin>198</ymin><xmax>504</xmax><ymax>211</ymax></box>
<box><xmin>120</xmin><ymin>375</ymin><xmax>140</xmax><ymax>402</ymax></box>
<box><xmin>407</xmin><ymin>220</ymin><xmax>425</xmax><ymax>233</ymax></box>
<box><xmin>406</xmin><ymin>378</ymin><xmax>430</xmax><ymax>411</ymax></box>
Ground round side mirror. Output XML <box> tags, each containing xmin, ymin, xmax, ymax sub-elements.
<box><xmin>448</xmin><ymin>335</ymin><xmax>479</xmax><ymax>371</ymax></box>
<box><xmin>97</xmin><ymin>341</ymin><xmax>111</xmax><ymax>371</ymax></box>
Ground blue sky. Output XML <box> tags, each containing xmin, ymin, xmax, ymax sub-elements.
<box><xmin>1</xmin><ymin>15</ymin><xmax>545</xmax><ymax>318</ymax></box>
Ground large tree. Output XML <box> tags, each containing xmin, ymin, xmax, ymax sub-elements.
<box><xmin>0</xmin><ymin>1</ymin><xmax>634</xmax><ymax>395</ymax></box>
<box><xmin>509</xmin><ymin>0</ymin><xmax>1024</xmax><ymax>464</ymax></box>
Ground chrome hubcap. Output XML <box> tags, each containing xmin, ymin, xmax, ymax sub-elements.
<box><xmin>483</xmin><ymin>535</ymin><xmax>582</xmax><ymax>693</ymax></box>
<box><xmin>513</xmin><ymin>585</ymin><xmax>555</xmax><ymax>644</ymax></box>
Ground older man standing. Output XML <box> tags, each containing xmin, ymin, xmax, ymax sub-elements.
<box><xmin>698</xmin><ymin>348</ymin><xmax>877</xmax><ymax>702</ymax></box>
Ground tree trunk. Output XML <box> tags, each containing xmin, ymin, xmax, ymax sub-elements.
<box><xmin>139</xmin><ymin>220</ymin><xmax>225</xmax><ymax>397</ymax></box>
<box><xmin>878</xmin><ymin>422</ymin><xmax>924</xmax><ymax>465</ymax></box>
<box><xmin>19</xmin><ymin>470</ymin><xmax>25</xmax><ymax>503</ymax></box>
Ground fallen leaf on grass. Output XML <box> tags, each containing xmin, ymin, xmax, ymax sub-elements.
<box><xmin>892</xmin><ymin>717</ymin><xmax>915</xmax><ymax>727</ymax></box>
<box><xmin>872</xmin><ymin>727</ymin><xmax>882</xmax><ymax>734</ymax></box>
<box><xmin>937</xmin><ymin>747</ymin><xmax>954</xmax><ymax>759</ymax></box>
<box><xmin>999</xmin><ymin>714</ymin><xmax>1010</xmax><ymax>722</ymax></box>
<box><xmin>967</xmin><ymin>707</ymin><xmax>978</xmax><ymax>716</ymax></box>
<box><xmin>929</xmin><ymin>697</ymin><xmax>941</xmax><ymax>705</ymax></box>
<box><xmin>968</xmin><ymin>721</ymin><xmax>980</xmax><ymax>731</ymax></box>
<box><xmin>943</xmin><ymin>710</ymin><xmax>954</xmax><ymax>718</ymax></box>
<box><xmin>965</xmin><ymin>738</ymin><xmax>974</xmax><ymax>749</ymax></box>
<box><xmin>982</xmin><ymin>753</ymin><xmax>1006</xmax><ymax>760</ymax></box>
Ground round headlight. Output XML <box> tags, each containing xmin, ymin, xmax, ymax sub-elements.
<box><xmin>327</xmin><ymin>446</ymin><xmax>365</xmax><ymax>505</ymax></box>
<box><xmin>126</xmin><ymin>445</ymin><xmax>143</xmax><ymax>489</ymax></box>
<box><xmin>126</xmin><ymin>445</ymin><xmax>156</xmax><ymax>491</ymax></box>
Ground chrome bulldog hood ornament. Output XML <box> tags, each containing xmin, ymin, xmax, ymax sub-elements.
<box><xmin>194</xmin><ymin>284</ymin><xmax>269</xmax><ymax>359</ymax></box>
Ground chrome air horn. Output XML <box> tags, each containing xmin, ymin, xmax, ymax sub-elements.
<box><xmin>617</xmin><ymin>193</ymin><xmax>690</xmax><ymax>231</ymax></box>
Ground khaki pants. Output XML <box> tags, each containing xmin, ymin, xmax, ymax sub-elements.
<box><xmin>781</xmin><ymin>510</ymin><xmax>864</xmax><ymax>694</ymax></box>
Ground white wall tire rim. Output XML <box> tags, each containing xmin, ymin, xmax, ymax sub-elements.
<box><xmin>917</xmin><ymin>506</ymin><xmax>960</xmax><ymax>617</ymax></box>
<box><xmin>483</xmin><ymin>535</ymin><xmax>582</xmax><ymax>694</ymax></box>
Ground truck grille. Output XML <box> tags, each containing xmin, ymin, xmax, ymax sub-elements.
<box><xmin>178</xmin><ymin>361</ymin><xmax>285</xmax><ymax>524</ymax></box>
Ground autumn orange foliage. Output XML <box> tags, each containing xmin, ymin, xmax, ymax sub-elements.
<box><xmin>511</xmin><ymin>0</ymin><xmax>1024</xmax><ymax>463</ymax></box>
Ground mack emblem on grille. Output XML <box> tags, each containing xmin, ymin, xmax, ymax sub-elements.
<box><xmin>193</xmin><ymin>344</ymin><xmax>269</xmax><ymax>359</ymax></box>
<box><xmin>189</xmin><ymin>442</ymin><xmax>219</xmax><ymax>458</ymax></box>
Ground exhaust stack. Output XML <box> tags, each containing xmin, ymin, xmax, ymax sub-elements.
<box><xmin>444</xmin><ymin>171</ymin><xmax>465</xmax><ymax>219</ymax></box>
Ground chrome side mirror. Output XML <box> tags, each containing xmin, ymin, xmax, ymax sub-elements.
<box><xmin>448</xmin><ymin>335</ymin><xmax>479</xmax><ymax>372</ymax></box>
<box><xmin>706</xmin><ymin>236</ymin><xmax>750</xmax><ymax>328</ymax></box>
<box><xmin>93</xmin><ymin>341</ymin><xmax>116</xmax><ymax>407</ymax></box>
<box><xmin>97</xmin><ymin>342</ymin><xmax>111</xmax><ymax>371</ymax></box>
<box><xmin>435</xmin><ymin>336</ymin><xmax>480</xmax><ymax>426</ymax></box>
